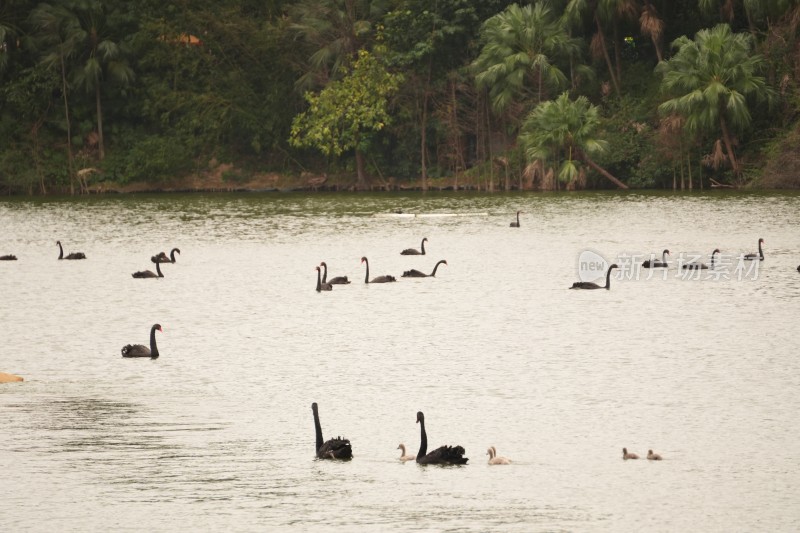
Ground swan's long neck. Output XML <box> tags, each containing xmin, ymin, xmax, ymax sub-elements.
<box><xmin>316</xmin><ymin>269</ymin><xmax>322</xmax><ymax>291</ymax></box>
<box><xmin>313</xmin><ymin>408</ymin><xmax>323</xmax><ymax>452</ymax></box>
<box><xmin>363</xmin><ymin>259</ymin><xmax>369</xmax><ymax>284</ymax></box>
<box><xmin>156</xmin><ymin>262</ymin><xmax>163</xmax><ymax>278</ymax></box>
<box><xmin>420</xmin><ymin>240</ymin><xmax>426</xmax><ymax>255</ymax></box>
<box><xmin>758</xmin><ymin>240</ymin><xmax>763</xmax><ymax>259</ymax></box>
<box><xmin>431</xmin><ymin>260</ymin><xmax>446</xmax><ymax>276</ymax></box>
<box><xmin>170</xmin><ymin>248</ymin><xmax>179</xmax><ymax>262</ymax></box>
<box><xmin>149</xmin><ymin>327</ymin><xmax>159</xmax><ymax>358</ymax></box>
<box><xmin>604</xmin><ymin>267</ymin><xmax>614</xmax><ymax>289</ymax></box>
<box><xmin>321</xmin><ymin>263</ymin><xmax>328</xmax><ymax>284</ymax></box>
<box><xmin>57</xmin><ymin>242</ymin><xmax>63</xmax><ymax>259</ymax></box>
<box><xmin>516</xmin><ymin>211</ymin><xmax>520</xmax><ymax>225</ymax></box>
<box><xmin>399</xmin><ymin>444</ymin><xmax>407</xmax><ymax>456</ymax></box>
<box><xmin>662</xmin><ymin>251</ymin><xmax>668</xmax><ymax>263</ymax></box>
<box><xmin>417</xmin><ymin>418</ymin><xmax>427</xmax><ymax>460</ymax></box>
<box><xmin>711</xmin><ymin>250</ymin><xmax>719</xmax><ymax>268</ymax></box>
<box><xmin>487</xmin><ymin>447</ymin><xmax>495</xmax><ymax>459</ymax></box>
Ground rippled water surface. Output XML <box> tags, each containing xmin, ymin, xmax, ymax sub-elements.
<box><xmin>2</xmin><ymin>191</ymin><xmax>799</xmax><ymax>532</ymax></box>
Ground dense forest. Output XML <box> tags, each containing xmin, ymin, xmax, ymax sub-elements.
<box><xmin>1</xmin><ymin>0</ymin><xmax>799</xmax><ymax>195</ymax></box>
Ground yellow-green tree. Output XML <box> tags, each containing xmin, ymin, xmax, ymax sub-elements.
<box><xmin>290</xmin><ymin>49</ymin><xmax>402</xmax><ymax>189</ymax></box>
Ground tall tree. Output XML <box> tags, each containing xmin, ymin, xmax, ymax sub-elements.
<box><xmin>640</xmin><ymin>0</ymin><xmax>664</xmax><ymax>62</ymax></box>
<box><xmin>289</xmin><ymin>49</ymin><xmax>402</xmax><ymax>189</ymax></box>
<box><xmin>68</xmin><ymin>1</ymin><xmax>134</xmax><ymax>161</ymax></box>
<box><xmin>473</xmin><ymin>2</ymin><xmax>582</xmax><ymax>114</ymax></box>
<box><xmin>384</xmin><ymin>0</ymin><xmax>479</xmax><ymax>190</ymax></box>
<box><xmin>657</xmin><ymin>24</ymin><xmax>774</xmax><ymax>178</ymax></box>
<box><xmin>519</xmin><ymin>91</ymin><xmax>628</xmax><ymax>188</ymax></box>
<box><xmin>30</xmin><ymin>2</ymin><xmax>83</xmax><ymax>194</ymax></box>
<box><xmin>289</xmin><ymin>0</ymin><xmax>386</xmax><ymax>90</ymax></box>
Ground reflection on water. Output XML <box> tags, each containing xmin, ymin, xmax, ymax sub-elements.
<box><xmin>1</xmin><ymin>191</ymin><xmax>800</xmax><ymax>531</ymax></box>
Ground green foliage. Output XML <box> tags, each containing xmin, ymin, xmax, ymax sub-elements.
<box><xmin>658</xmin><ymin>24</ymin><xmax>773</xmax><ymax>135</ymax></box>
<box><xmin>102</xmin><ymin>132</ymin><xmax>194</xmax><ymax>183</ymax></box>
<box><xmin>520</xmin><ymin>92</ymin><xmax>606</xmax><ymax>182</ymax></box>
<box><xmin>1</xmin><ymin>0</ymin><xmax>799</xmax><ymax>193</ymax></box>
<box><xmin>289</xmin><ymin>49</ymin><xmax>402</xmax><ymax>158</ymax></box>
<box><xmin>473</xmin><ymin>3</ymin><xmax>581</xmax><ymax>113</ymax></box>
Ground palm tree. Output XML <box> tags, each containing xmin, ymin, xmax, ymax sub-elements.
<box><xmin>69</xmin><ymin>2</ymin><xmax>134</xmax><ymax>161</ymax></box>
<box><xmin>29</xmin><ymin>3</ymin><xmax>83</xmax><ymax>194</ymax></box>
<box><xmin>657</xmin><ymin>24</ymin><xmax>774</xmax><ymax>177</ymax></box>
<box><xmin>640</xmin><ymin>0</ymin><xmax>664</xmax><ymax>62</ymax></box>
<box><xmin>473</xmin><ymin>3</ymin><xmax>582</xmax><ymax>114</ymax></box>
<box><xmin>289</xmin><ymin>0</ymin><xmax>386</xmax><ymax>90</ymax></box>
<box><xmin>519</xmin><ymin>91</ymin><xmax>628</xmax><ymax>189</ymax></box>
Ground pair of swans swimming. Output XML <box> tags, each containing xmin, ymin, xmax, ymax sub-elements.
<box><xmin>641</xmin><ymin>248</ymin><xmax>719</xmax><ymax>270</ymax></box>
<box><xmin>622</xmin><ymin>448</ymin><xmax>662</xmax><ymax>460</ymax></box>
<box><xmin>364</xmin><ymin>255</ymin><xmax>446</xmax><ymax>281</ymax></box>
<box><xmin>315</xmin><ymin>261</ymin><xmax>351</xmax><ymax>291</ymax></box>
<box><xmin>312</xmin><ymin>405</ymin><xmax>467</xmax><ymax>465</ymax></box>
<box><xmin>132</xmin><ymin>248</ymin><xmax>180</xmax><ymax>278</ymax></box>
<box><xmin>316</xmin><ymin>257</ymin><xmax>395</xmax><ymax>287</ymax></box>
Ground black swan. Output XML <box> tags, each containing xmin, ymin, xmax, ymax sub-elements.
<box><xmin>121</xmin><ymin>324</ymin><xmax>162</xmax><ymax>358</ymax></box>
<box><xmin>402</xmin><ymin>259</ymin><xmax>447</xmax><ymax>278</ymax></box>
<box><xmin>642</xmin><ymin>249</ymin><xmax>670</xmax><ymax>268</ymax></box>
<box><xmin>797</xmin><ymin>265</ymin><xmax>800</xmax><ymax>272</ymax></box>
<box><xmin>647</xmin><ymin>449</ymin><xmax>663</xmax><ymax>461</ymax></box>
<box><xmin>510</xmin><ymin>210</ymin><xmax>521</xmax><ymax>227</ymax></box>
<box><xmin>152</xmin><ymin>248</ymin><xmax>180</xmax><ymax>263</ymax></box>
<box><xmin>415</xmin><ymin>411</ymin><xmax>468</xmax><ymax>465</ymax></box>
<box><xmin>401</xmin><ymin>237</ymin><xmax>428</xmax><ymax>255</ymax></box>
<box><xmin>132</xmin><ymin>261</ymin><xmax>164</xmax><ymax>279</ymax></box>
<box><xmin>0</xmin><ymin>254</ymin><xmax>17</xmax><ymax>261</ymax></box>
<box><xmin>361</xmin><ymin>256</ymin><xmax>396</xmax><ymax>283</ymax></box>
<box><xmin>320</xmin><ymin>262</ymin><xmax>350</xmax><ymax>284</ymax></box>
<box><xmin>57</xmin><ymin>240</ymin><xmax>86</xmax><ymax>260</ymax></box>
<box><xmin>487</xmin><ymin>446</ymin><xmax>511</xmax><ymax>465</ymax></box>
<box><xmin>315</xmin><ymin>266</ymin><xmax>333</xmax><ymax>292</ymax></box>
<box><xmin>682</xmin><ymin>249</ymin><xmax>720</xmax><ymax>270</ymax></box>
<box><xmin>312</xmin><ymin>402</ymin><xmax>352</xmax><ymax>460</ymax></box>
<box><xmin>743</xmin><ymin>238</ymin><xmax>764</xmax><ymax>261</ymax></box>
<box><xmin>397</xmin><ymin>444</ymin><xmax>416</xmax><ymax>462</ymax></box>
<box><xmin>570</xmin><ymin>264</ymin><xmax>619</xmax><ymax>290</ymax></box>
<box><xmin>622</xmin><ymin>447</ymin><xmax>639</xmax><ymax>460</ymax></box>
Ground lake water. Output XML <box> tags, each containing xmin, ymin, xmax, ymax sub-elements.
<box><xmin>1</xmin><ymin>191</ymin><xmax>799</xmax><ymax>532</ymax></box>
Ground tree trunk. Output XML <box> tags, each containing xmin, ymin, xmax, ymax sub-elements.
<box><xmin>719</xmin><ymin>114</ymin><xmax>740</xmax><ymax>176</ymax></box>
<box><xmin>60</xmin><ymin>53</ymin><xmax>75</xmax><ymax>196</ymax></box>
<box><xmin>486</xmin><ymin>102</ymin><xmax>494</xmax><ymax>192</ymax></box>
<box><xmin>31</xmin><ymin>116</ymin><xmax>47</xmax><ymax>195</ymax></box>
<box><xmin>96</xmin><ymin>81</ymin><xmax>105</xmax><ymax>160</ymax></box>
<box><xmin>612</xmin><ymin>18</ymin><xmax>622</xmax><ymax>85</ymax></box>
<box><xmin>580</xmin><ymin>151</ymin><xmax>628</xmax><ymax>188</ymax></box>
<box><xmin>687</xmin><ymin>154</ymin><xmax>693</xmax><ymax>190</ymax></box>
<box><xmin>355</xmin><ymin>148</ymin><xmax>367</xmax><ymax>190</ymax></box>
<box><xmin>420</xmin><ymin>89</ymin><xmax>428</xmax><ymax>191</ymax></box>
<box><xmin>595</xmin><ymin>15</ymin><xmax>620</xmax><ymax>96</ymax></box>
